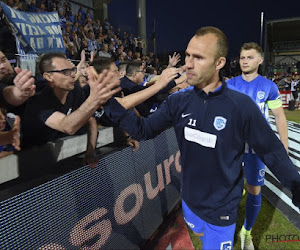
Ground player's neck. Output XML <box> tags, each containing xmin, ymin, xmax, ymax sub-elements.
<box><xmin>241</xmin><ymin>71</ymin><xmax>259</xmax><ymax>82</ymax></box>
<box><xmin>202</xmin><ymin>79</ymin><xmax>222</xmax><ymax>94</ymax></box>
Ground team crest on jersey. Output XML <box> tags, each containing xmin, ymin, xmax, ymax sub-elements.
<box><xmin>257</xmin><ymin>91</ymin><xmax>265</xmax><ymax>100</ymax></box>
<box><xmin>213</xmin><ymin>116</ymin><xmax>227</xmax><ymax>131</ymax></box>
<box><xmin>259</xmin><ymin>169</ymin><xmax>265</xmax><ymax>177</ymax></box>
<box><xmin>220</xmin><ymin>241</ymin><xmax>232</xmax><ymax>250</ymax></box>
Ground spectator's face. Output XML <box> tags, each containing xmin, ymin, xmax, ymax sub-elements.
<box><xmin>78</xmin><ymin>75</ymin><xmax>87</xmax><ymax>87</ymax></box>
<box><xmin>109</xmin><ymin>62</ymin><xmax>120</xmax><ymax>80</ymax></box>
<box><xmin>239</xmin><ymin>49</ymin><xmax>263</xmax><ymax>74</ymax></box>
<box><xmin>135</xmin><ymin>66</ymin><xmax>145</xmax><ymax>84</ymax></box>
<box><xmin>0</xmin><ymin>51</ymin><xmax>14</xmax><ymax>82</ymax></box>
<box><xmin>293</xmin><ymin>74</ymin><xmax>300</xmax><ymax>81</ymax></box>
<box><xmin>45</xmin><ymin>58</ymin><xmax>76</xmax><ymax>91</ymax></box>
<box><xmin>82</xmin><ymin>40</ymin><xmax>88</xmax><ymax>48</ymax></box>
<box><xmin>88</xmin><ymin>32</ymin><xmax>94</xmax><ymax>39</ymax></box>
<box><xmin>80</xmin><ymin>62</ymin><xmax>89</xmax><ymax>77</ymax></box>
<box><xmin>101</xmin><ymin>44</ymin><xmax>107</xmax><ymax>52</ymax></box>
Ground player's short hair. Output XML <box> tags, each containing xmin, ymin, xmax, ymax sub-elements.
<box><xmin>195</xmin><ymin>26</ymin><xmax>228</xmax><ymax>60</ymax></box>
<box><xmin>240</xmin><ymin>42</ymin><xmax>263</xmax><ymax>57</ymax></box>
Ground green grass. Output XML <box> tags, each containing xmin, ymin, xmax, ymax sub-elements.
<box><xmin>283</xmin><ymin>109</ymin><xmax>300</xmax><ymax>123</ymax></box>
<box><xmin>188</xmin><ymin>109</ymin><xmax>300</xmax><ymax>249</ymax></box>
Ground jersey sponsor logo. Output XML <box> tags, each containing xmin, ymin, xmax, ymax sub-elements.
<box><xmin>213</xmin><ymin>116</ymin><xmax>227</xmax><ymax>131</ymax></box>
<box><xmin>181</xmin><ymin>113</ymin><xmax>191</xmax><ymax>118</ymax></box>
<box><xmin>184</xmin><ymin>127</ymin><xmax>217</xmax><ymax>148</ymax></box>
<box><xmin>257</xmin><ymin>91</ymin><xmax>265</xmax><ymax>100</ymax></box>
<box><xmin>220</xmin><ymin>241</ymin><xmax>232</xmax><ymax>250</ymax></box>
<box><xmin>258</xmin><ymin>177</ymin><xmax>264</xmax><ymax>182</ymax></box>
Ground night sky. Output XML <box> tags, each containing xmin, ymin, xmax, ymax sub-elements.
<box><xmin>108</xmin><ymin>0</ymin><xmax>300</xmax><ymax>58</ymax></box>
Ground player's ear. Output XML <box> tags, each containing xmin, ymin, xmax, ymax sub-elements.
<box><xmin>215</xmin><ymin>57</ymin><xmax>226</xmax><ymax>70</ymax></box>
<box><xmin>259</xmin><ymin>56</ymin><xmax>264</xmax><ymax>65</ymax></box>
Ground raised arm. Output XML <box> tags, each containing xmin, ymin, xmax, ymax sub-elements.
<box><xmin>168</xmin><ymin>52</ymin><xmax>181</xmax><ymax>68</ymax></box>
<box><xmin>75</xmin><ymin>50</ymin><xmax>86</xmax><ymax>80</ymax></box>
<box><xmin>116</xmin><ymin>67</ymin><xmax>178</xmax><ymax>110</ymax></box>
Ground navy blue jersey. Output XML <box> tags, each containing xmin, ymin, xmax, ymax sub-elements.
<box><xmin>104</xmin><ymin>82</ymin><xmax>300</xmax><ymax>226</ymax></box>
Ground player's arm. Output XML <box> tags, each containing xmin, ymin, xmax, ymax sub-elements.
<box><xmin>244</xmin><ymin>98</ymin><xmax>300</xmax><ymax>208</ymax></box>
<box><xmin>268</xmin><ymin>98</ymin><xmax>288</xmax><ymax>152</ymax></box>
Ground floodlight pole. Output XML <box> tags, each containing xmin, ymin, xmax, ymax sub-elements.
<box><xmin>137</xmin><ymin>0</ymin><xmax>147</xmax><ymax>54</ymax></box>
<box><xmin>260</xmin><ymin>12</ymin><xmax>264</xmax><ymax>48</ymax></box>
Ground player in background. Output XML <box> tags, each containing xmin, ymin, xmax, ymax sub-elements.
<box><xmin>226</xmin><ymin>42</ymin><xmax>288</xmax><ymax>250</ymax></box>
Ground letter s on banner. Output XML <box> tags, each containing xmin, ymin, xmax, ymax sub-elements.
<box><xmin>114</xmin><ymin>184</ymin><xmax>144</xmax><ymax>225</ymax></box>
<box><xmin>69</xmin><ymin>208</ymin><xmax>112</xmax><ymax>249</ymax></box>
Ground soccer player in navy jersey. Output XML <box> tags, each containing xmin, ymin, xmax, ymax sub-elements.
<box><xmin>227</xmin><ymin>43</ymin><xmax>288</xmax><ymax>250</ymax></box>
<box><xmin>101</xmin><ymin>27</ymin><xmax>300</xmax><ymax>249</ymax></box>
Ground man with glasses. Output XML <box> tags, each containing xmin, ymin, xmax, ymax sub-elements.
<box><xmin>21</xmin><ymin>53</ymin><xmax>120</xmax><ymax>168</ymax></box>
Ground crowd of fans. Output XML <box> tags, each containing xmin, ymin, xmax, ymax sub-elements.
<box><xmin>1</xmin><ymin>0</ymin><xmax>162</xmax><ymax>72</ymax></box>
<box><xmin>0</xmin><ymin>0</ymin><xmax>299</xmax><ymax>164</ymax></box>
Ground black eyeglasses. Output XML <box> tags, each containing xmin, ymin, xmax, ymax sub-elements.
<box><xmin>47</xmin><ymin>67</ymin><xmax>77</xmax><ymax>76</ymax></box>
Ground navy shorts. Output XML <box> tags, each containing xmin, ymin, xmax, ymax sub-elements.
<box><xmin>182</xmin><ymin>200</ymin><xmax>236</xmax><ymax>249</ymax></box>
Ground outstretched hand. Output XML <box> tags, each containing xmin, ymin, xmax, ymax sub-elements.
<box><xmin>14</xmin><ymin>67</ymin><xmax>36</xmax><ymax>98</ymax></box>
<box><xmin>86</xmin><ymin>66</ymin><xmax>122</xmax><ymax>107</ymax></box>
<box><xmin>154</xmin><ymin>67</ymin><xmax>179</xmax><ymax>89</ymax></box>
<box><xmin>168</xmin><ymin>52</ymin><xmax>181</xmax><ymax>67</ymax></box>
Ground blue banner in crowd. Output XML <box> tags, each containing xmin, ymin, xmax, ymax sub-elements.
<box><xmin>0</xmin><ymin>2</ymin><xmax>65</xmax><ymax>55</ymax></box>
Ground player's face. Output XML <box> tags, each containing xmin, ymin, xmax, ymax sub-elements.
<box><xmin>239</xmin><ymin>49</ymin><xmax>263</xmax><ymax>74</ymax></box>
<box><xmin>0</xmin><ymin>51</ymin><xmax>14</xmax><ymax>82</ymax></box>
<box><xmin>185</xmin><ymin>35</ymin><xmax>219</xmax><ymax>88</ymax></box>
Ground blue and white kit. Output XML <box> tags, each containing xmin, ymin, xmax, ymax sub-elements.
<box><xmin>227</xmin><ymin>75</ymin><xmax>282</xmax><ymax>186</ymax></box>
